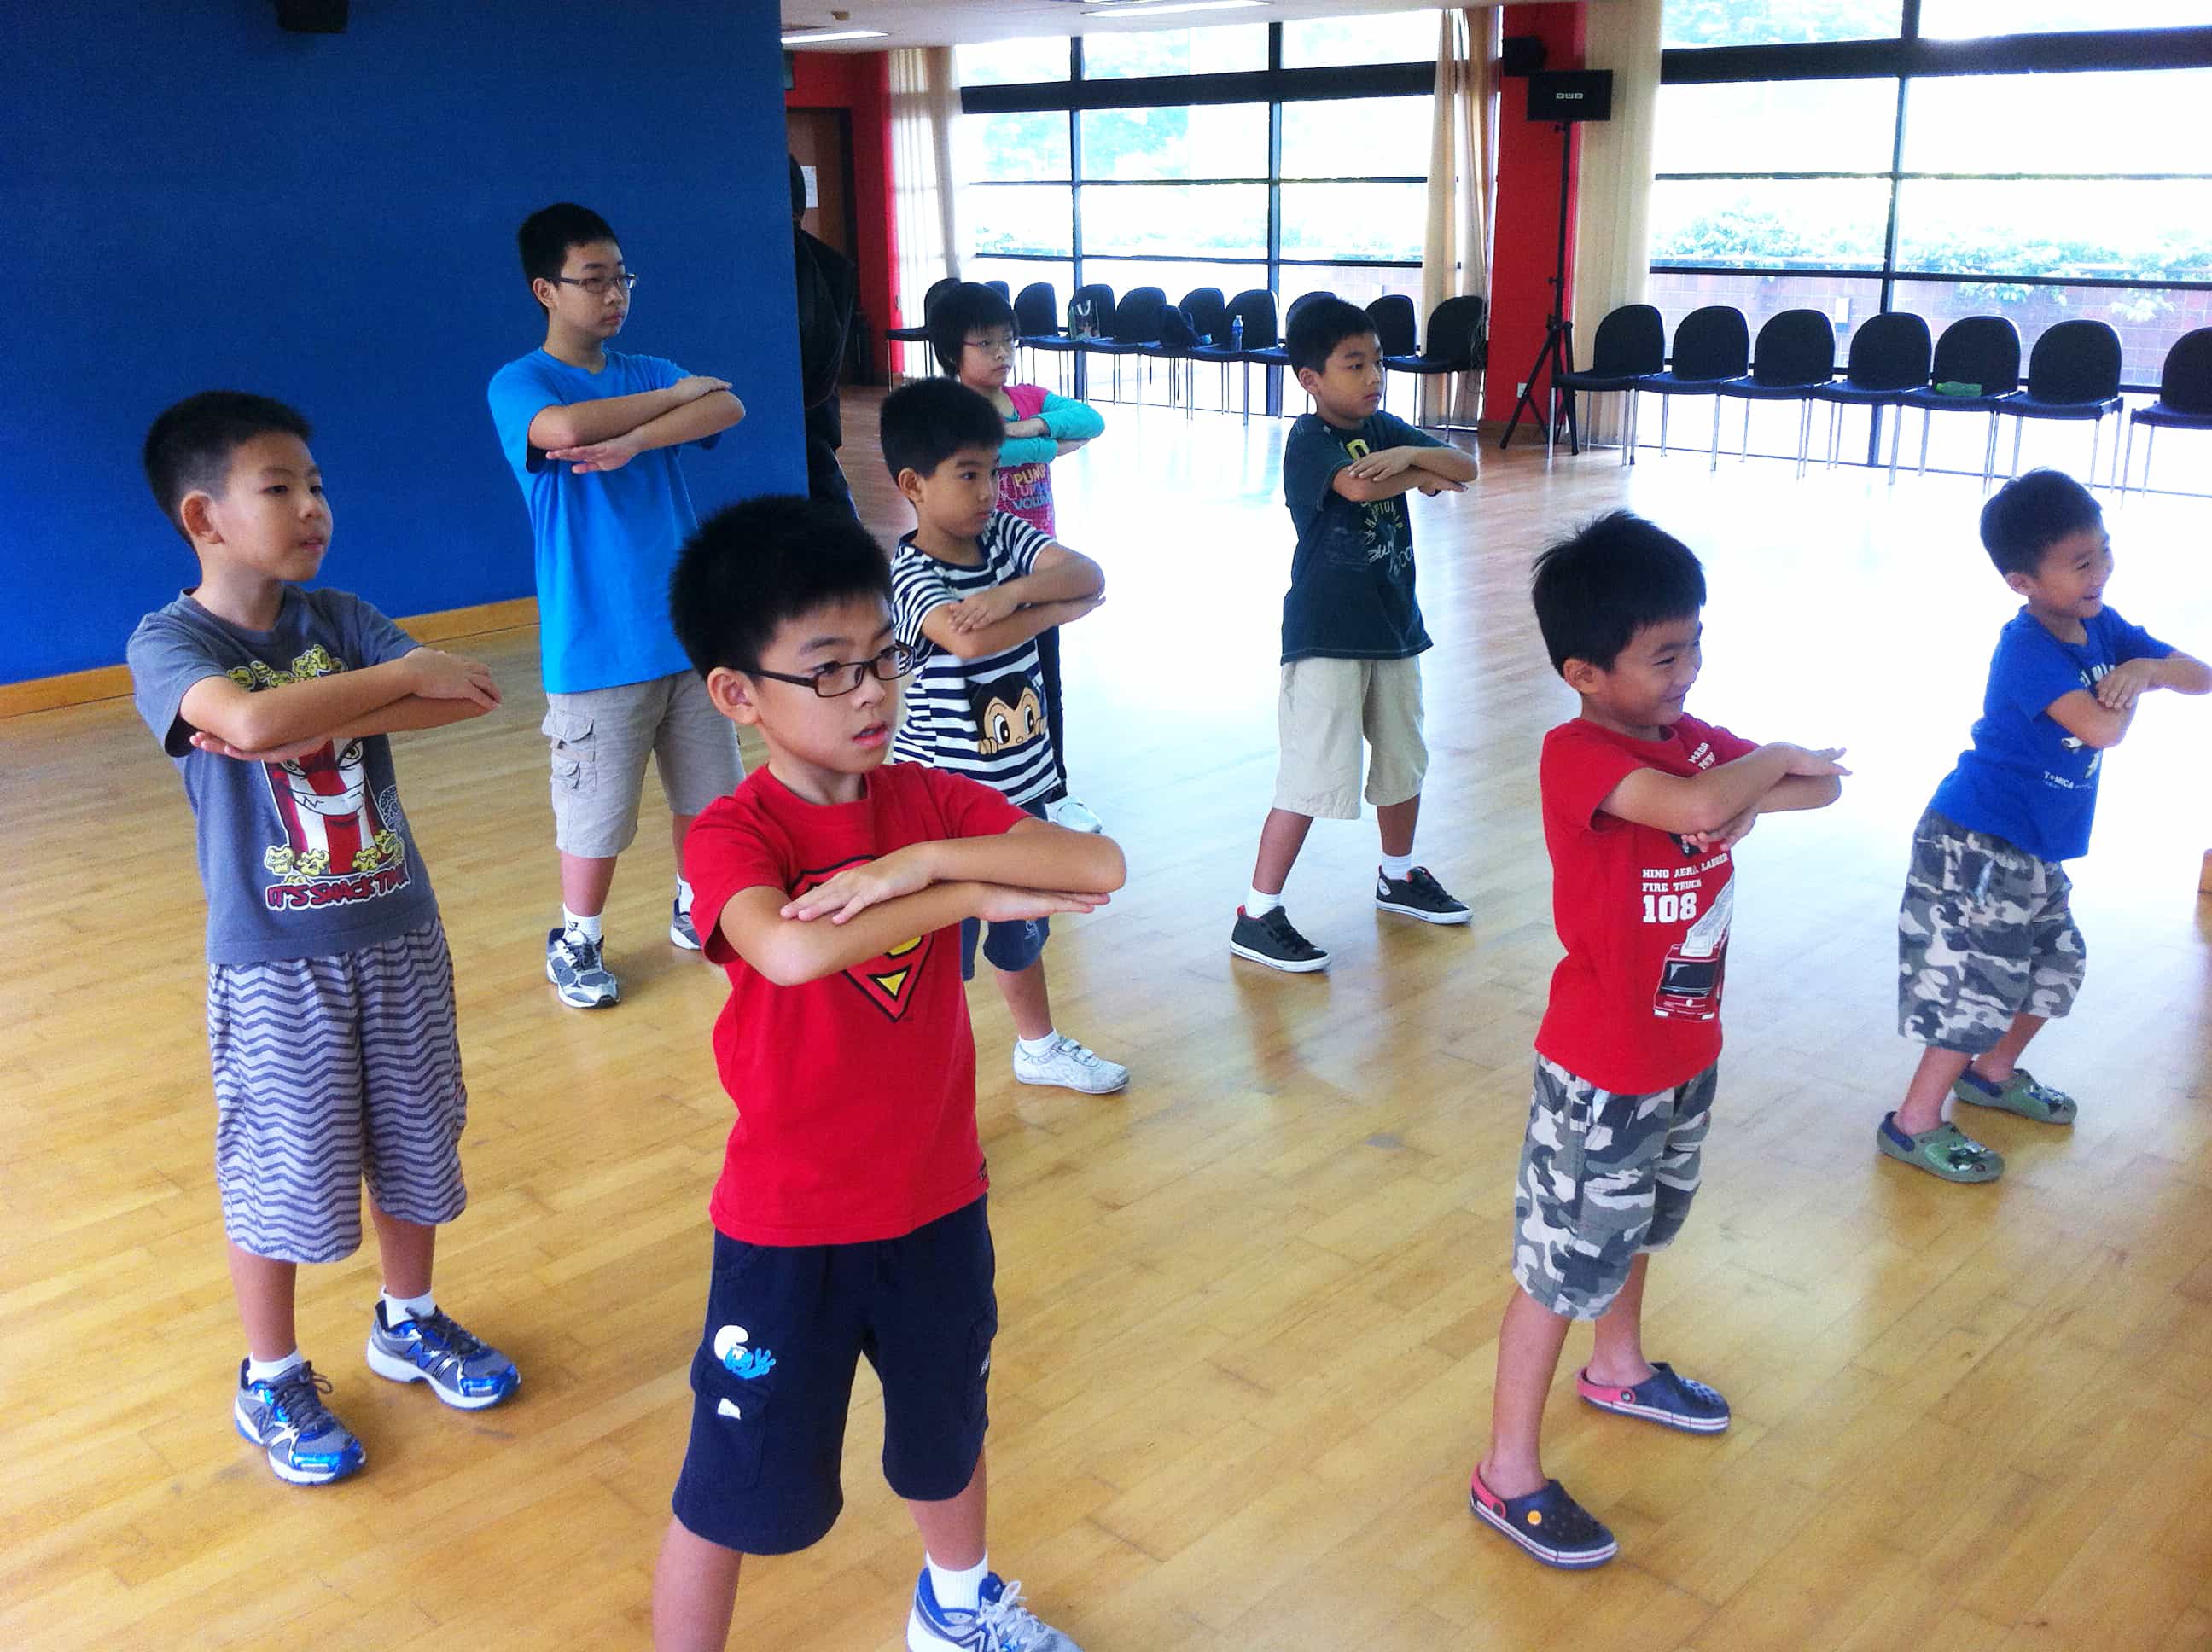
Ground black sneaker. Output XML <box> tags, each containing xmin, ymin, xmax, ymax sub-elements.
<box><xmin>1230</xmin><ymin>905</ymin><xmax>1330</xmax><ymax>973</ymax></box>
<box><xmin>1376</xmin><ymin>866</ymin><xmax>1470</xmax><ymax>925</ymax></box>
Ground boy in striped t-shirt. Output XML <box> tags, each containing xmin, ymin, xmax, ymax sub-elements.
<box><xmin>882</xmin><ymin>380</ymin><xmax>1129</xmax><ymax>1096</ymax></box>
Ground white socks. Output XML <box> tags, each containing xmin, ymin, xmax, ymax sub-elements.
<box><xmin>1016</xmin><ymin>1032</ymin><xmax>1061</xmax><ymax>1060</ymax></box>
<box><xmin>928</xmin><ymin>1554</ymin><xmax>989</xmax><ymax>1613</ymax></box>
<box><xmin>1246</xmin><ymin>886</ymin><xmax>1283</xmax><ymax>917</ymax></box>
<box><xmin>1380</xmin><ymin>853</ymin><xmax>1413</xmax><ymax>883</ymax></box>
<box><xmin>562</xmin><ymin>907</ymin><xmax>602</xmax><ymax>942</ymax></box>
<box><xmin>245</xmin><ymin>1350</ymin><xmax>303</xmax><ymax>1385</ymax></box>
<box><xmin>381</xmin><ymin>1289</ymin><xmax>437</xmax><ymax>1327</ymax></box>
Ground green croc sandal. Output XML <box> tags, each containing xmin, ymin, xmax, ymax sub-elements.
<box><xmin>1953</xmin><ymin>1067</ymin><xmax>2077</xmax><ymax>1125</ymax></box>
<box><xmin>1877</xmin><ymin>1113</ymin><xmax>2004</xmax><ymax>1183</ymax></box>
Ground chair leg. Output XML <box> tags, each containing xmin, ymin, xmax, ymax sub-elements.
<box><xmin>1796</xmin><ymin>399</ymin><xmax>1812</xmax><ymax>480</ymax></box>
<box><xmin>1545</xmin><ymin>384</ymin><xmax>1557</xmax><ymax>462</ymax></box>
<box><xmin>1918</xmin><ymin>408</ymin><xmax>1932</xmax><ymax>477</ymax></box>
<box><xmin>1708</xmin><ymin>398</ymin><xmax>1722</xmax><ymax>474</ymax></box>
<box><xmin>1659</xmin><ymin>394</ymin><xmax>1671</xmax><ymax>456</ymax></box>
<box><xmin>2145</xmin><ymin>423</ymin><xmax>2157</xmax><ymax>492</ymax></box>
<box><xmin>2009</xmin><ymin>416</ymin><xmax>2023</xmax><ymax>481</ymax></box>
<box><xmin>1887</xmin><ymin>403</ymin><xmax>1902</xmax><ymax>483</ymax></box>
<box><xmin>1741</xmin><ymin>400</ymin><xmax>1752</xmax><ymax>462</ymax></box>
<box><xmin>2087</xmin><ymin>416</ymin><xmax>2101</xmax><ymax>490</ymax></box>
<box><xmin>1984</xmin><ymin>413</ymin><xmax>2000</xmax><ymax>492</ymax></box>
<box><xmin>2120</xmin><ymin>414</ymin><xmax>2135</xmax><ymax>493</ymax></box>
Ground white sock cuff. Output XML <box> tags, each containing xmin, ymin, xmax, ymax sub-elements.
<box><xmin>1247</xmin><ymin>886</ymin><xmax>1283</xmax><ymax>916</ymax></box>
<box><xmin>562</xmin><ymin>907</ymin><xmax>603</xmax><ymax>941</ymax></box>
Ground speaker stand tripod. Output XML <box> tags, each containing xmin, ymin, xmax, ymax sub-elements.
<box><xmin>1499</xmin><ymin>120</ymin><xmax>1580</xmax><ymax>457</ymax></box>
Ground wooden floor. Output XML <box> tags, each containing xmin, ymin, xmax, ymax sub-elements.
<box><xmin>6</xmin><ymin>392</ymin><xmax>2211</xmax><ymax>1652</ymax></box>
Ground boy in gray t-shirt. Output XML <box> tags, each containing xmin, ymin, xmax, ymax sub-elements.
<box><xmin>126</xmin><ymin>393</ymin><xmax>521</xmax><ymax>1487</ymax></box>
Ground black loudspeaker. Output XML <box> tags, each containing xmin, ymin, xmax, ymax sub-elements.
<box><xmin>1500</xmin><ymin>36</ymin><xmax>1547</xmax><ymax>77</ymax></box>
<box><xmin>276</xmin><ymin>0</ymin><xmax>347</xmax><ymax>32</ymax></box>
<box><xmin>1527</xmin><ymin>68</ymin><xmax>1614</xmax><ymax>123</ymax></box>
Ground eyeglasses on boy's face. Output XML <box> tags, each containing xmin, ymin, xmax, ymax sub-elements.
<box><xmin>748</xmin><ymin>642</ymin><xmax>914</xmax><ymax>697</ymax></box>
<box><xmin>552</xmin><ymin>272</ymin><xmax>638</xmax><ymax>297</ymax></box>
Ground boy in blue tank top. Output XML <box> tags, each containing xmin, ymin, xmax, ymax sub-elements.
<box><xmin>1882</xmin><ymin>469</ymin><xmax>2209</xmax><ymax>1183</ymax></box>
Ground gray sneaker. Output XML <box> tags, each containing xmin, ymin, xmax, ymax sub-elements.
<box><xmin>909</xmin><ymin>1570</ymin><xmax>1084</xmax><ymax>1650</ymax></box>
<box><xmin>546</xmin><ymin>926</ymin><xmax>620</xmax><ymax>1008</ymax></box>
<box><xmin>234</xmin><ymin>1359</ymin><xmax>364</xmax><ymax>1486</ymax></box>
<box><xmin>670</xmin><ymin>899</ymin><xmax>704</xmax><ymax>951</ymax></box>
<box><xmin>365</xmin><ymin>1304</ymin><xmax>521</xmax><ymax>1411</ymax></box>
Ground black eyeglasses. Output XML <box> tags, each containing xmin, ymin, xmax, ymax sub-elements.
<box><xmin>748</xmin><ymin>642</ymin><xmax>914</xmax><ymax>698</ymax></box>
<box><xmin>552</xmin><ymin>272</ymin><xmax>638</xmax><ymax>296</ymax></box>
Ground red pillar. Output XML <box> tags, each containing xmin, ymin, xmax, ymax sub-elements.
<box><xmin>1484</xmin><ymin>3</ymin><xmax>1587</xmax><ymax>426</ymax></box>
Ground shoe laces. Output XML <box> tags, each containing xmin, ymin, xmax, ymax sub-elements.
<box><xmin>562</xmin><ymin>932</ymin><xmax>604</xmax><ymax>969</ymax></box>
<box><xmin>259</xmin><ymin>1363</ymin><xmax>340</xmax><ymax>1437</ymax></box>
<box><xmin>396</xmin><ymin>1308</ymin><xmax>490</xmax><ymax>1368</ymax></box>
<box><xmin>1260</xmin><ymin>907</ymin><xmax>1306</xmax><ymax>943</ymax></box>
<box><xmin>974</xmin><ymin>1579</ymin><xmax>1050</xmax><ymax>1650</ymax></box>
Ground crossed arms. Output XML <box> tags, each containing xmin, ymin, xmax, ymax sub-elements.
<box><xmin>915</xmin><ymin>543</ymin><xmax>1108</xmax><ymax>661</ymax></box>
<box><xmin>177</xmin><ymin>647</ymin><xmax>500</xmax><ymax>761</ymax></box>
<box><xmin>717</xmin><ymin>820</ymin><xmax>1127</xmax><ymax>987</ymax></box>
<box><xmin>2042</xmin><ymin>649</ymin><xmax>2211</xmax><ymax>751</ymax></box>
<box><xmin>526</xmin><ymin>375</ymin><xmax>748</xmax><ymax>474</ymax></box>
<box><xmin>1599</xmin><ymin>742</ymin><xmax>1851</xmax><ymax>854</ymax></box>
<box><xmin>1332</xmin><ymin>442</ymin><xmax>1479</xmax><ymax>504</ymax></box>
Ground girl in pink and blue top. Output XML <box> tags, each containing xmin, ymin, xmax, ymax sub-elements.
<box><xmin>930</xmin><ymin>282</ymin><xmax>1107</xmax><ymax>831</ymax></box>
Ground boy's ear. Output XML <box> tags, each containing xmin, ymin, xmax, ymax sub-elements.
<box><xmin>2001</xmin><ymin>569</ymin><xmax>2037</xmax><ymax>599</ymax></box>
<box><xmin>178</xmin><ymin>488</ymin><xmax>221</xmax><ymax>544</ymax></box>
<box><xmin>1295</xmin><ymin>364</ymin><xmax>1322</xmax><ymax>394</ymax></box>
<box><xmin>894</xmin><ymin>465</ymin><xmax>928</xmax><ymax>507</ymax></box>
<box><xmin>1560</xmin><ymin>656</ymin><xmax>1604</xmax><ymax>695</ymax></box>
<box><xmin>529</xmin><ymin>276</ymin><xmax>556</xmax><ymax>314</ymax></box>
<box><xmin>705</xmin><ymin>666</ymin><xmax>764</xmax><ymax>727</ymax></box>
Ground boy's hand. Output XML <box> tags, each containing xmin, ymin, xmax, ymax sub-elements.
<box><xmin>1346</xmin><ymin>446</ymin><xmax>1418</xmax><ymax>481</ymax></box>
<box><xmin>781</xmin><ymin>847</ymin><xmax>937</xmax><ymax>923</ymax></box>
<box><xmin>405</xmin><ymin>648</ymin><xmax>502</xmax><ymax>710</ymax></box>
<box><xmin>673</xmin><ymin>375</ymin><xmax>733</xmax><ymax>403</ymax></box>
<box><xmin>946</xmin><ymin>588</ymin><xmax>1023</xmax><ymax>631</ymax></box>
<box><xmin>1778</xmin><ymin>743</ymin><xmax>1850</xmax><ymax>777</ymax></box>
<box><xmin>2094</xmin><ymin>657</ymin><xmax>2161</xmax><ymax>711</ymax></box>
<box><xmin>971</xmin><ymin>884</ymin><xmax>1111</xmax><ymax>924</ymax></box>
<box><xmin>547</xmin><ymin>433</ymin><xmax>641</xmax><ymax>474</ymax></box>
<box><xmin>189</xmin><ymin>730</ymin><xmax>332</xmax><ymax>763</ymax></box>
<box><xmin>1417</xmin><ymin>479</ymin><xmax>1467</xmax><ymax>496</ymax></box>
<box><xmin>1686</xmin><ymin>803</ymin><xmax>1759</xmax><ymax>855</ymax></box>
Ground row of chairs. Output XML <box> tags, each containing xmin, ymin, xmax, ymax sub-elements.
<box><xmin>1558</xmin><ymin>305</ymin><xmax>2212</xmax><ymax>492</ymax></box>
<box><xmin>888</xmin><ymin>277</ymin><xmax>1487</xmax><ymax>426</ymax></box>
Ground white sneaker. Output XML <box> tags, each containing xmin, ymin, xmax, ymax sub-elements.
<box><xmin>1014</xmin><ymin>1035</ymin><xmax>1129</xmax><ymax>1095</ymax></box>
<box><xmin>1044</xmin><ymin>794</ymin><xmax>1103</xmax><ymax>834</ymax></box>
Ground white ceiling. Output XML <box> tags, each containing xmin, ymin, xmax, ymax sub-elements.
<box><xmin>782</xmin><ymin>0</ymin><xmax>1557</xmax><ymax>52</ymax></box>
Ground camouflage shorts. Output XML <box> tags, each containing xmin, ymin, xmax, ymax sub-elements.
<box><xmin>1511</xmin><ymin>1056</ymin><xmax>1717</xmax><ymax>1322</ymax></box>
<box><xmin>1897</xmin><ymin>809</ymin><xmax>2084</xmax><ymax>1055</ymax></box>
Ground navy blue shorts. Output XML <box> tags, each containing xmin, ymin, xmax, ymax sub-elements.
<box><xmin>959</xmin><ymin>914</ymin><xmax>1050</xmax><ymax>980</ymax></box>
<box><xmin>670</xmin><ymin>1198</ymin><xmax>997</xmax><ymax>1556</ymax></box>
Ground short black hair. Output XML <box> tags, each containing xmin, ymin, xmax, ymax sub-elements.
<box><xmin>517</xmin><ymin>202</ymin><xmax>618</xmax><ymax>299</ymax></box>
<box><xmin>1287</xmin><ymin>296</ymin><xmax>1380</xmax><ymax>375</ymax></box>
<box><xmin>143</xmin><ymin>391</ymin><xmax>312</xmax><ymax>541</ymax></box>
<box><xmin>878</xmin><ymin>377</ymin><xmax>1005</xmax><ymax>480</ymax></box>
<box><xmin>1979</xmin><ymin>468</ymin><xmax>2103</xmax><ymax>578</ymax></box>
<box><xmin>1530</xmin><ymin>509</ymin><xmax>1708</xmax><ymax>675</ymax></box>
<box><xmin>928</xmin><ymin>282</ymin><xmax>1019</xmax><ymax>377</ymax></box>
<box><xmin>670</xmin><ymin>495</ymin><xmax>892</xmax><ymax>677</ymax></box>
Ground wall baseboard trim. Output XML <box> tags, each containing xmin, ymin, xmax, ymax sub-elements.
<box><xmin>0</xmin><ymin>595</ymin><xmax>540</xmax><ymax>719</ymax></box>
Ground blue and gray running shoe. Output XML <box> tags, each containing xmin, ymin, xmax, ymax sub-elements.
<box><xmin>908</xmin><ymin>1570</ymin><xmax>1084</xmax><ymax>1651</ymax></box>
<box><xmin>546</xmin><ymin>926</ymin><xmax>620</xmax><ymax>1009</ymax></box>
<box><xmin>234</xmin><ymin>1359</ymin><xmax>364</xmax><ymax>1486</ymax></box>
<box><xmin>365</xmin><ymin>1304</ymin><xmax>521</xmax><ymax>1411</ymax></box>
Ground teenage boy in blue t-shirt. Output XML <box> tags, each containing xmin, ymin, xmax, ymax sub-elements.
<box><xmin>1883</xmin><ymin>469</ymin><xmax>2209</xmax><ymax>1183</ymax></box>
<box><xmin>1230</xmin><ymin>297</ymin><xmax>1479</xmax><ymax>974</ymax></box>
<box><xmin>488</xmin><ymin>202</ymin><xmax>748</xmax><ymax>1010</ymax></box>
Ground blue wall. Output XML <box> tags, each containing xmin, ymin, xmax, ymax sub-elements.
<box><xmin>3</xmin><ymin>0</ymin><xmax>805</xmax><ymax>684</ymax></box>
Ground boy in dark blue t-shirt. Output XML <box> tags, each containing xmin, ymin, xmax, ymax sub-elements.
<box><xmin>1883</xmin><ymin>469</ymin><xmax>2209</xmax><ymax>1183</ymax></box>
<box><xmin>1229</xmin><ymin>298</ymin><xmax>1479</xmax><ymax>974</ymax></box>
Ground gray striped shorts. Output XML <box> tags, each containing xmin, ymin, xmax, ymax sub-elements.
<box><xmin>207</xmin><ymin>917</ymin><xmax>468</xmax><ymax>1264</ymax></box>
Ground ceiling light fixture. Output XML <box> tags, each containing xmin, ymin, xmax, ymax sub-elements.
<box><xmin>780</xmin><ymin>26</ymin><xmax>888</xmax><ymax>44</ymax></box>
<box><xmin>1085</xmin><ymin>1</ymin><xmax>1266</xmax><ymax>16</ymax></box>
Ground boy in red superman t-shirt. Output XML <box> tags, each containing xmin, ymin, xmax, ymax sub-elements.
<box><xmin>1468</xmin><ymin>511</ymin><xmax>1848</xmax><ymax>1572</ymax></box>
<box><xmin>650</xmin><ymin>497</ymin><xmax>1123</xmax><ymax>1652</ymax></box>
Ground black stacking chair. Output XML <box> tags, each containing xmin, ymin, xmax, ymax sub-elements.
<box><xmin>1383</xmin><ymin>294</ymin><xmax>1487</xmax><ymax>431</ymax></box>
<box><xmin>1718</xmin><ymin>309</ymin><xmax>1837</xmax><ymax>477</ymax></box>
<box><xmin>883</xmin><ymin>276</ymin><xmax>959</xmax><ymax>375</ymax></box>
<box><xmin>2122</xmin><ymin>326</ymin><xmax>2212</xmax><ymax>493</ymax></box>
<box><xmin>1141</xmin><ymin>301</ymin><xmax>1202</xmax><ymax>416</ymax></box>
<box><xmin>1080</xmin><ymin>285</ymin><xmax>1165</xmax><ymax>405</ymax></box>
<box><xmin>2000</xmin><ymin>318</ymin><xmax>2123</xmax><ymax>486</ymax></box>
<box><xmin>1812</xmin><ymin>311</ymin><xmax>1931</xmax><ymax>480</ymax></box>
<box><xmin>1254</xmin><ymin>291</ymin><xmax>1340</xmax><ymax>416</ymax></box>
<box><xmin>1156</xmin><ymin>287</ymin><xmax>1225</xmax><ymax>416</ymax></box>
<box><xmin>1551</xmin><ymin>302</ymin><xmax>1663</xmax><ymax>465</ymax></box>
<box><xmin>1901</xmin><ymin>316</ymin><xmax>2021</xmax><ymax>488</ymax></box>
<box><xmin>1186</xmin><ymin>288</ymin><xmax>1278</xmax><ymax>422</ymax></box>
<box><xmin>1641</xmin><ymin>305</ymin><xmax>1749</xmax><ymax>470</ymax></box>
<box><xmin>1059</xmin><ymin>282</ymin><xmax>1115</xmax><ymax>400</ymax></box>
<box><xmin>1366</xmin><ymin>294</ymin><xmax>1419</xmax><ymax>413</ymax></box>
<box><xmin>982</xmin><ymin>280</ymin><xmax>1010</xmax><ymax>300</ymax></box>
<box><xmin>1014</xmin><ymin>280</ymin><xmax>1068</xmax><ymax>387</ymax></box>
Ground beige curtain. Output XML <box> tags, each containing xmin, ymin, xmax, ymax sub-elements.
<box><xmin>889</xmin><ymin>45</ymin><xmax>963</xmax><ymax>378</ymax></box>
<box><xmin>1419</xmin><ymin>6</ymin><xmax>1499</xmax><ymax>426</ymax></box>
<box><xmin>1570</xmin><ymin>0</ymin><xmax>1663</xmax><ymax>445</ymax></box>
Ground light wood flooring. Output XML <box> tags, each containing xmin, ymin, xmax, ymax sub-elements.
<box><xmin>5</xmin><ymin>393</ymin><xmax>2210</xmax><ymax>1651</ymax></box>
